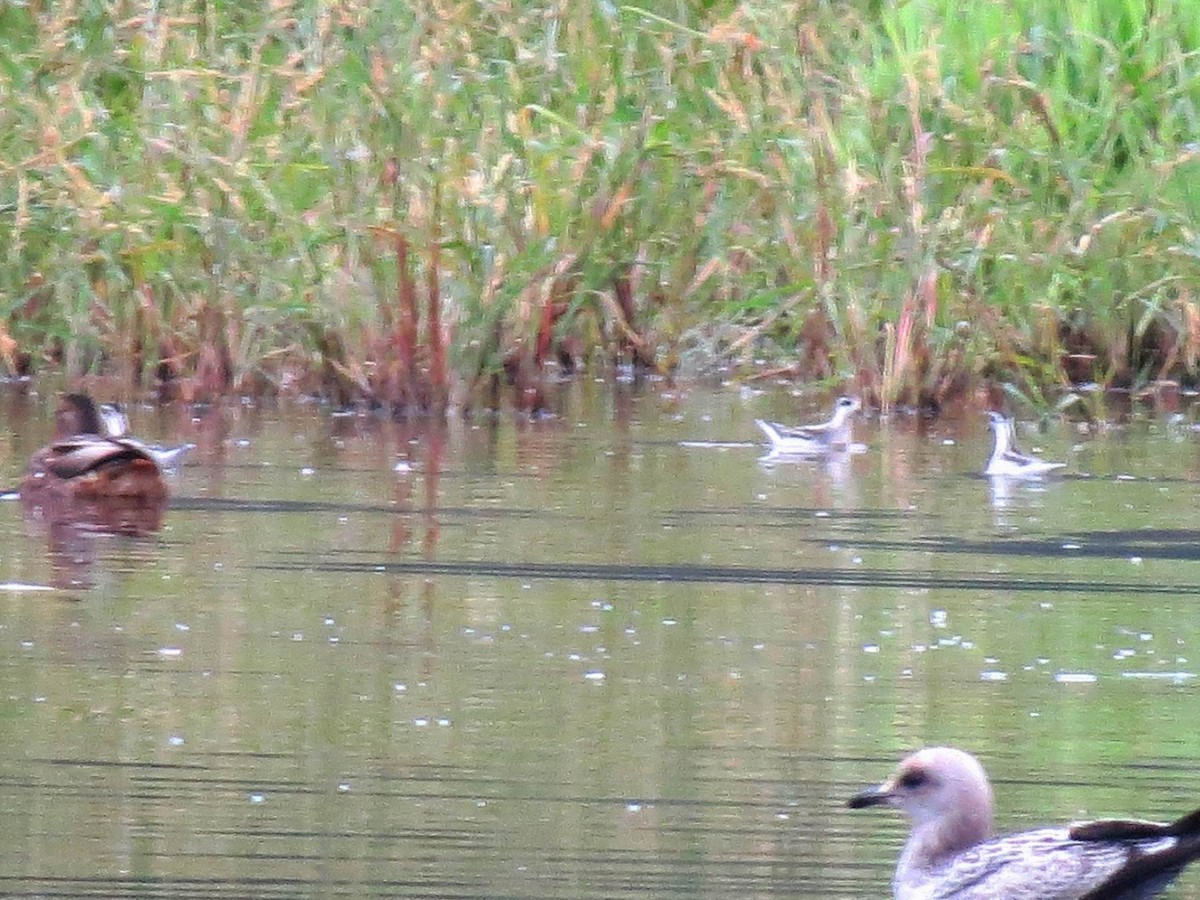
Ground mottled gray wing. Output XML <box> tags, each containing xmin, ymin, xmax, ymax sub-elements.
<box><xmin>924</xmin><ymin>828</ymin><xmax>1177</xmax><ymax>900</ymax></box>
<box><xmin>771</xmin><ymin>422</ymin><xmax>825</xmax><ymax>440</ymax></box>
<box><xmin>999</xmin><ymin>449</ymin><xmax>1041</xmax><ymax>466</ymax></box>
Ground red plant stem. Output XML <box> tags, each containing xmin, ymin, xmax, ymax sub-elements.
<box><xmin>534</xmin><ymin>295</ymin><xmax>556</xmax><ymax>367</ymax></box>
<box><xmin>613</xmin><ymin>273</ymin><xmax>634</xmax><ymax>364</ymax></box>
<box><xmin>396</xmin><ymin>233</ymin><xmax>418</xmax><ymax>393</ymax></box>
<box><xmin>426</xmin><ymin>193</ymin><xmax>445</xmax><ymax>408</ymax></box>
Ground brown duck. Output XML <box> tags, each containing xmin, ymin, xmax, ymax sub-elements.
<box><xmin>22</xmin><ymin>393</ymin><xmax>168</xmax><ymax>502</ymax></box>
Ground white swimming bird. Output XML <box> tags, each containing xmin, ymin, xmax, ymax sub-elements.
<box><xmin>849</xmin><ymin>746</ymin><xmax>1200</xmax><ymax>899</ymax></box>
<box><xmin>755</xmin><ymin>396</ymin><xmax>861</xmax><ymax>455</ymax></box>
<box><xmin>984</xmin><ymin>411</ymin><xmax>1065</xmax><ymax>478</ymax></box>
<box><xmin>99</xmin><ymin>402</ymin><xmax>196</xmax><ymax>471</ymax></box>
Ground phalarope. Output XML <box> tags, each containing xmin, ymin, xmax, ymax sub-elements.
<box><xmin>984</xmin><ymin>411</ymin><xmax>1064</xmax><ymax>477</ymax></box>
<box><xmin>755</xmin><ymin>396</ymin><xmax>861</xmax><ymax>455</ymax></box>
<box><xmin>99</xmin><ymin>402</ymin><xmax>196</xmax><ymax>471</ymax></box>
<box><xmin>849</xmin><ymin>746</ymin><xmax>1200</xmax><ymax>899</ymax></box>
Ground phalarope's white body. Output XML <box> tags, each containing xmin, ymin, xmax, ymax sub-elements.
<box><xmin>755</xmin><ymin>396</ymin><xmax>861</xmax><ymax>455</ymax></box>
<box><xmin>984</xmin><ymin>411</ymin><xmax>1064</xmax><ymax>478</ymax></box>
<box><xmin>99</xmin><ymin>403</ymin><xmax>196</xmax><ymax>472</ymax></box>
<box><xmin>849</xmin><ymin>746</ymin><xmax>1200</xmax><ymax>899</ymax></box>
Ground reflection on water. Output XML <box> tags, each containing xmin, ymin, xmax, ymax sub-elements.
<box><xmin>19</xmin><ymin>495</ymin><xmax>167</xmax><ymax>591</ymax></box>
<box><xmin>2</xmin><ymin>386</ymin><xmax>1200</xmax><ymax>897</ymax></box>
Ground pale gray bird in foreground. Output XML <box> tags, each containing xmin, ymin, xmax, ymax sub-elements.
<box><xmin>848</xmin><ymin>746</ymin><xmax>1200</xmax><ymax>899</ymax></box>
<box><xmin>755</xmin><ymin>396</ymin><xmax>861</xmax><ymax>455</ymax></box>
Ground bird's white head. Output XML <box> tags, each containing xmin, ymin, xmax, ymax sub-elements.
<box><xmin>849</xmin><ymin>746</ymin><xmax>994</xmax><ymax>838</ymax></box>
<box><xmin>986</xmin><ymin>411</ymin><xmax>1010</xmax><ymax>430</ymax></box>
<box><xmin>832</xmin><ymin>396</ymin><xmax>862</xmax><ymax>423</ymax></box>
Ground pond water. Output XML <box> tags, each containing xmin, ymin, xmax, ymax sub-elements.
<box><xmin>1</xmin><ymin>382</ymin><xmax>1200</xmax><ymax>898</ymax></box>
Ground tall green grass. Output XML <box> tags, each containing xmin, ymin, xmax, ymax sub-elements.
<box><xmin>2</xmin><ymin>0</ymin><xmax>1199</xmax><ymax>411</ymax></box>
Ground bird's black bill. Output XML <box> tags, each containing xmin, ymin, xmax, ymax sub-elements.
<box><xmin>847</xmin><ymin>785</ymin><xmax>890</xmax><ymax>809</ymax></box>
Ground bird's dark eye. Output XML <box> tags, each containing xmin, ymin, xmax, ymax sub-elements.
<box><xmin>898</xmin><ymin>770</ymin><xmax>928</xmax><ymax>789</ymax></box>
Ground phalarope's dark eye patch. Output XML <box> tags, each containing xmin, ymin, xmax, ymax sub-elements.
<box><xmin>898</xmin><ymin>769</ymin><xmax>928</xmax><ymax>790</ymax></box>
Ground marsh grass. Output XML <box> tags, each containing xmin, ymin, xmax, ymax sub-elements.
<box><xmin>2</xmin><ymin>0</ymin><xmax>1199</xmax><ymax>412</ymax></box>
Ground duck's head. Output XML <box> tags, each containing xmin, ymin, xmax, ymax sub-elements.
<box><xmin>54</xmin><ymin>393</ymin><xmax>105</xmax><ymax>439</ymax></box>
<box><xmin>986</xmin><ymin>411</ymin><xmax>1010</xmax><ymax>431</ymax></box>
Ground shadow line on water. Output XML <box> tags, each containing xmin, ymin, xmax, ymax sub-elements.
<box><xmin>170</xmin><ymin>496</ymin><xmax>910</xmax><ymax>525</ymax></box>
<box><xmin>256</xmin><ymin>557</ymin><xmax>1199</xmax><ymax>595</ymax></box>
<box><xmin>169</xmin><ymin>496</ymin><xmax>571</xmax><ymax>520</ymax></box>
<box><xmin>812</xmin><ymin>531</ymin><xmax>1200</xmax><ymax>561</ymax></box>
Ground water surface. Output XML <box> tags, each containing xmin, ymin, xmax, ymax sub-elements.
<box><xmin>2</xmin><ymin>385</ymin><xmax>1200</xmax><ymax>897</ymax></box>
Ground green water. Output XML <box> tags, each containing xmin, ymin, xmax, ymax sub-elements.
<box><xmin>1</xmin><ymin>384</ymin><xmax>1199</xmax><ymax>897</ymax></box>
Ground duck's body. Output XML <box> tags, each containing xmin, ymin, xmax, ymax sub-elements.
<box><xmin>849</xmin><ymin>746</ymin><xmax>1200</xmax><ymax>899</ymax></box>
<box><xmin>21</xmin><ymin>394</ymin><xmax>168</xmax><ymax>503</ymax></box>
<box><xmin>756</xmin><ymin>396</ymin><xmax>861</xmax><ymax>455</ymax></box>
<box><xmin>985</xmin><ymin>411</ymin><xmax>1065</xmax><ymax>478</ymax></box>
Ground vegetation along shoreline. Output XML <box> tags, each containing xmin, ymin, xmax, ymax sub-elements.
<box><xmin>2</xmin><ymin>1</ymin><xmax>1198</xmax><ymax>415</ymax></box>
